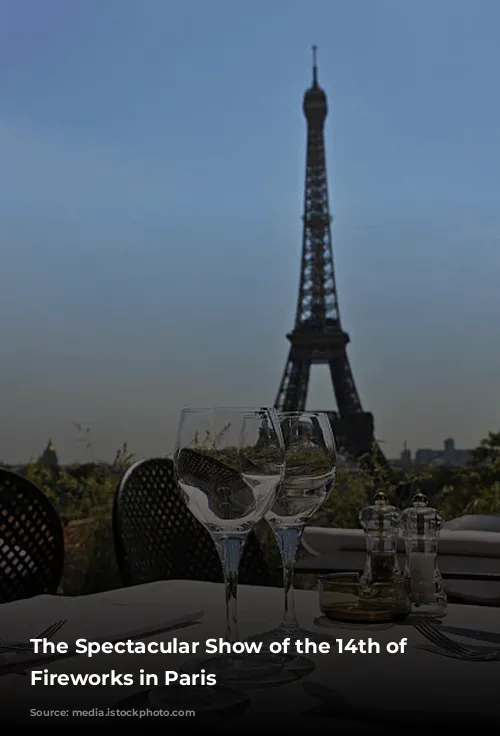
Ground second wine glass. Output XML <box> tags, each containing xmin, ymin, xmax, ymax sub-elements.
<box><xmin>251</xmin><ymin>411</ymin><xmax>336</xmax><ymax>655</ymax></box>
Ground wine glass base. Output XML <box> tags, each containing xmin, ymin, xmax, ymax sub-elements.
<box><xmin>249</xmin><ymin>624</ymin><xmax>333</xmax><ymax>649</ymax></box>
<box><xmin>244</xmin><ymin>625</ymin><xmax>330</xmax><ymax>678</ymax></box>
<box><xmin>180</xmin><ymin>652</ymin><xmax>306</xmax><ymax>689</ymax></box>
<box><xmin>313</xmin><ymin>615</ymin><xmax>397</xmax><ymax>632</ymax></box>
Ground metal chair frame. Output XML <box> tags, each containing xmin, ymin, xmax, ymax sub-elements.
<box><xmin>113</xmin><ymin>457</ymin><xmax>274</xmax><ymax>588</ymax></box>
<box><xmin>0</xmin><ymin>468</ymin><xmax>65</xmax><ymax>603</ymax></box>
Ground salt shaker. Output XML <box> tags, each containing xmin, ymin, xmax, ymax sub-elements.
<box><xmin>400</xmin><ymin>492</ymin><xmax>447</xmax><ymax>617</ymax></box>
<box><xmin>359</xmin><ymin>491</ymin><xmax>401</xmax><ymax>584</ymax></box>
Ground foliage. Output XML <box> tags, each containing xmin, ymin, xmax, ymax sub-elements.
<box><xmin>7</xmin><ymin>426</ymin><xmax>500</xmax><ymax>595</ymax></box>
<box><xmin>470</xmin><ymin>431</ymin><xmax>500</xmax><ymax>466</ymax></box>
<box><xmin>17</xmin><ymin>429</ymin><xmax>135</xmax><ymax>595</ymax></box>
<box><xmin>317</xmin><ymin>435</ymin><xmax>500</xmax><ymax>528</ymax></box>
<box><xmin>191</xmin><ymin>425</ymin><xmax>285</xmax><ymax>472</ymax></box>
<box><xmin>22</xmin><ymin>440</ymin><xmax>134</xmax><ymax>521</ymax></box>
<box><xmin>193</xmin><ymin>425</ymin><xmax>232</xmax><ymax>452</ymax></box>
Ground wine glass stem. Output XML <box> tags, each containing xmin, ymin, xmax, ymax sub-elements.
<box><xmin>274</xmin><ymin>526</ymin><xmax>302</xmax><ymax>633</ymax></box>
<box><xmin>213</xmin><ymin>533</ymin><xmax>246</xmax><ymax>644</ymax></box>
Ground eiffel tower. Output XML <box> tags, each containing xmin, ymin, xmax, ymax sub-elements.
<box><xmin>275</xmin><ymin>48</ymin><xmax>382</xmax><ymax>462</ymax></box>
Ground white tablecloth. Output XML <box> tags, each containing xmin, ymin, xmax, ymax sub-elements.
<box><xmin>0</xmin><ymin>581</ymin><xmax>498</xmax><ymax>724</ymax></box>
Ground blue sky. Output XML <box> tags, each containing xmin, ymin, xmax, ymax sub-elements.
<box><xmin>1</xmin><ymin>0</ymin><xmax>499</xmax><ymax>463</ymax></box>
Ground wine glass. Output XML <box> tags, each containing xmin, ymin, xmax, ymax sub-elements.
<box><xmin>173</xmin><ymin>406</ymin><xmax>286</xmax><ymax>684</ymax></box>
<box><xmin>250</xmin><ymin>412</ymin><xmax>336</xmax><ymax>662</ymax></box>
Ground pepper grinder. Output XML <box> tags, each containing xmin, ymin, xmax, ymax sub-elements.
<box><xmin>400</xmin><ymin>492</ymin><xmax>447</xmax><ymax>617</ymax></box>
<box><xmin>359</xmin><ymin>491</ymin><xmax>401</xmax><ymax>585</ymax></box>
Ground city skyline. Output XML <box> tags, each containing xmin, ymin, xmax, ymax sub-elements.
<box><xmin>1</xmin><ymin>433</ymin><xmax>472</xmax><ymax>469</ymax></box>
<box><xmin>1</xmin><ymin>1</ymin><xmax>500</xmax><ymax>463</ymax></box>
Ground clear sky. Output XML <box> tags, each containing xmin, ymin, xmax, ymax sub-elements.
<box><xmin>1</xmin><ymin>0</ymin><xmax>499</xmax><ymax>464</ymax></box>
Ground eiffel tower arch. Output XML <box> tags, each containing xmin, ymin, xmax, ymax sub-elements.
<box><xmin>275</xmin><ymin>48</ymin><xmax>384</xmax><ymax>463</ymax></box>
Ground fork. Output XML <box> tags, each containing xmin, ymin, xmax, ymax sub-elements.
<box><xmin>414</xmin><ymin>619</ymin><xmax>500</xmax><ymax>661</ymax></box>
<box><xmin>0</xmin><ymin>619</ymin><xmax>67</xmax><ymax>652</ymax></box>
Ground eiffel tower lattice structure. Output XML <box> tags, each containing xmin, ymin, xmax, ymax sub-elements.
<box><xmin>275</xmin><ymin>48</ymin><xmax>384</xmax><ymax>463</ymax></box>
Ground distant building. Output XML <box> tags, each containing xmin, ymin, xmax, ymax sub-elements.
<box><xmin>37</xmin><ymin>438</ymin><xmax>59</xmax><ymax>467</ymax></box>
<box><xmin>399</xmin><ymin>441</ymin><xmax>413</xmax><ymax>470</ymax></box>
<box><xmin>388</xmin><ymin>438</ymin><xmax>472</xmax><ymax>469</ymax></box>
<box><xmin>388</xmin><ymin>440</ymin><xmax>413</xmax><ymax>470</ymax></box>
<box><xmin>414</xmin><ymin>438</ymin><xmax>471</xmax><ymax>468</ymax></box>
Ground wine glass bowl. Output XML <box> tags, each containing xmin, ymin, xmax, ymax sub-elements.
<box><xmin>175</xmin><ymin>409</ymin><xmax>285</xmax><ymax>532</ymax></box>
<box><xmin>266</xmin><ymin>414</ymin><xmax>336</xmax><ymax>527</ymax></box>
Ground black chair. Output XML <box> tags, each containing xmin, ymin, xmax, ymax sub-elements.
<box><xmin>113</xmin><ymin>457</ymin><xmax>275</xmax><ymax>587</ymax></box>
<box><xmin>0</xmin><ymin>468</ymin><xmax>65</xmax><ymax>603</ymax></box>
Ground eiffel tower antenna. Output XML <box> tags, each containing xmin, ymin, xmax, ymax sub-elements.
<box><xmin>312</xmin><ymin>45</ymin><xmax>318</xmax><ymax>84</ymax></box>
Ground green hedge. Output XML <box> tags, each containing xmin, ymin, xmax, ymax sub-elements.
<box><xmin>16</xmin><ymin>431</ymin><xmax>500</xmax><ymax>594</ymax></box>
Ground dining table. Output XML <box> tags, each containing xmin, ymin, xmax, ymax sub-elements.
<box><xmin>0</xmin><ymin>580</ymin><xmax>498</xmax><ymax>729</ymax></box>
